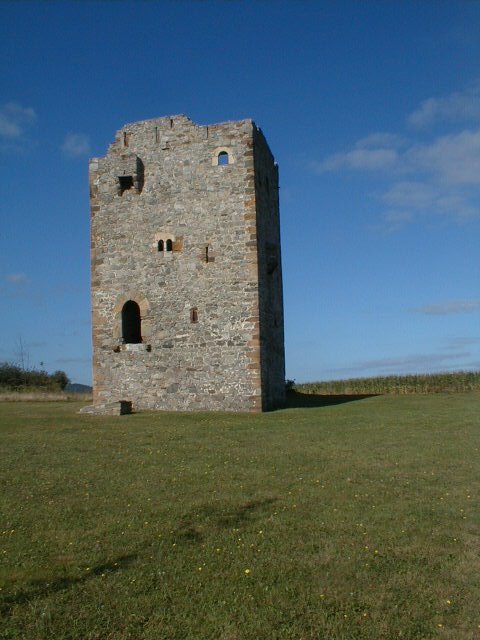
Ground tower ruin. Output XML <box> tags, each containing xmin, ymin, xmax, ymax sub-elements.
<box><xmin>86</xmin><ymin>115</ymin><xmax>285</xmax><ymax>413</ymax></box>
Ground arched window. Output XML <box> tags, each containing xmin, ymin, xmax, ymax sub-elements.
<box><xmin>166</xmin><ymin>239</ymin><xmax>173</xmax><ymax>252</ymax></box>
<box><xmin>190</xmin><ymin>307</ymin><xmax>198</xmax><ymax>323</ymax></box>
<box><xmin>158</xmin><ymin>239</ymin><xmax>164</xmax><ymax>252</ymax></box>
<box><xmin>217</xmin><ymin>151</ymin><xmax>229</xmax><ymax>166</ymax></box>
<box><xmin>122</xmin><ymin>300</ymin><xmax>142</xmax><ymax>344</ymax></box>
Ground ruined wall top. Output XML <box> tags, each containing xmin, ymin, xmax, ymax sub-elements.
<box><xmin>90</xmin><ymin>115</ymin><xmax>275</xmax><ymax>165</ymax></box>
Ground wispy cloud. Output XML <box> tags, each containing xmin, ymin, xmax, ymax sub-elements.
<box><xmin>0</xmin><ymin>102</ymin><xmax>36</xmax><ymax>139</ymax></box>
<box><xmin>316</xmin><ymin>127</ymin><xmax>480</xmax><ymax>187</ymax></box>
<box><xmin>312</xmin><ymin>132</ymin><xmax>404</xmax><ymax>173</ymax></box>
<box><xmin>61</xmin><ymin>133</ymin><xmax>91</xmax><ymax>157</ymax></box>
<box><xmin>5</xmin><ymin>273</ymin><xmax>28</xmax><ymax>285</ymax></box>
<box><xmin>408</xmin><ymin>83</ymin><xmax>480</xmax><ymax>128</ymax></box>
<box><xmin>407</xmin><ymin>128</ymin><xmax>480</xmax><ymax>186</ymax></box>
<box><xmin>413</xmin><ymin>300</ymin><xmax>480</xmax><ymax>316</ymax></box>
<box><xmin>312</xmin><ymin>86</ymin><xmax>480</xmax><ymax>227</ymax></box>
<box><xmin>381</xmin><ymin>181</ymin><xmax>478</xmax><ymax>221</ymax></box>
<box><xmin>328</xmin><ymin>351</ymin><xmax>470</xmax><ymax>376</ymax></box>
<box><xmin>443</xmin><ymin>336</ymin><xmax>480</xmax><ymax>350</ymax></box>
<box><xmin>380</xmin><ymin>210</ymin><xmax>413</xmax><ymax>233</ymax></box>
<box><xmin>55</xmin><ymin>356</ymin><xmax>91</xmax><ymax>364</ymax></box>
<box><xmin>0</xmin><ymin>103</ymin><xmax>37</xmax><ymax>153</ymax></box>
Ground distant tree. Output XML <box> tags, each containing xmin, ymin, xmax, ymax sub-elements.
<box><xmin>15</xmin><ymin>336</ymin><xmax>30</xmax><ymax>372</ymax></box>
<box><xmin>0</xmin><ymin>361</ymin><xmax>70</xmax><ymax>391</ymax></box>
<box><xmin>285</xmin><ymin>379</ymin><xmax>296</xmax><ymax>392</ymax></box>
<box><xmin>51</xmin><ymin>370</ymin><xmax>70</xmax><ymax>390</ymax></box>
<box><xmin>0</xmin><ymin>362</ymin><xmax>23</xmax><ymax>387</ymax></box>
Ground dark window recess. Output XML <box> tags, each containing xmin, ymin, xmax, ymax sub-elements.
<box><xmin>123</xmin><ymin>132</ymin><xmax>130</xmax><ymax>147</ymax></box>
<box><xmin>118</xmin><ymin>175</ymin><xmax>134</xmax><ymax>195</ymax></box>
<box><xmin>158</xmin><ymin>239</ymin><xmax>164</xmax><ymax>252</ymax></box>
<box><xmin>122</xmin><ymin>300</ymin><xmax>142</xmax><ymax>344</ymax></box>
<box><xmin>218</xmin><ymin>151</ymin><xmax>229</xmax><ymax>166</ymax></box>
<box><xmin>204</xmin><ymin>245</ymin><xmax>214</xmax><ymax>263</ymax></box>
<box><xmin>190</xmin><ymin>307</ymin><xmax>198</xmax><ymax>323</ymax></box>
<box><xmin>166</xmin><ymin>239</ymin><xmax>173</xmax><ymax>252</ymax></box>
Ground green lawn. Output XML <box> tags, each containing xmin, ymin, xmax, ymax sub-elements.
<box><xmin>1</xmin><ymin>394</ymin><xmax>479</xmax><ymax>639</ymax></box>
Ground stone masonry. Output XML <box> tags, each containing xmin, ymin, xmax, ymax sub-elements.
<box><xmin>85</xmin><ymin>115</ymin><xmax>285</xmax><ymax>413</ymax></box>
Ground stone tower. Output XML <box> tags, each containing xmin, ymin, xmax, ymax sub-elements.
<box><xmin>87</xmin><ymin>115</ymin><xmax>284</xmax><ymax>413</ymax></box>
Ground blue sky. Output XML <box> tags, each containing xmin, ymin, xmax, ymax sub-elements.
<box><xmin>1</xmin><ymin>0</ymin><xmax>480</xmax><ymax>385</ymax></box>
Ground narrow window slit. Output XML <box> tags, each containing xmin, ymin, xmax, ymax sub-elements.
<box><xmin>190</xmin><ymin>307</ymin><xmax>198</xmax><ymax>323</ymax></box>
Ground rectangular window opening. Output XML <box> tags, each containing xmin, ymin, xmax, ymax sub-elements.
<box><xmin>119</xmin><ymin>176</ymin><xmax>134</xmax><ymax>195</ymax></box>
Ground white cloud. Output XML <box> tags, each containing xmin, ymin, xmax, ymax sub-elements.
<box><xmin>313</xmin><ymin>147</ymin><xmax>398</xmax><ymax>173</ymax></box>
<box><xmin>61</xmin><ymin>133</ymin><xmax>91</xmax><ymax>157</ymax></box>
<box><xmin>356</xmin><ymin>132</ymin><xmax>406</xmax><ymax>149</ymax></box>
<box><xmin>382</xmin><ymin>181</ymin><xmax>436</xmax><ymax>208</ymax></box>
<box><xmin>312</xmin><ymin>87</ymin><xmax>480</xmax><ymax>226</ymax></box>
<box><xmin>414</xmin><ymin>300</ymin><xmax>480</xmax><ymax>316</ymax></box>
<box><xmin>407</xmin><ymin>127</ymin><xmax>480</xmax><ymax>186</ymax></box>
<box><xmin>0</xmin><ymin>103</ymin><xmax>36</xmax><ymax>139</ymax></box>
<box><xmin>316</xmin><ymin>127</ymin><xmax>480</xmax><ymax>187</ymax></box>
<box><xmin>408</xmin><ymin>83</ymin><xmax>480</xmax><ymax>128</ymax></box>
<box><xmin>381</xmin><ymin>181</ymin><xmax>478</xmax><ymax>222</ymax></box>
<box><xmin>312</xmin><ymin>132</ymin><xmax>405</xmax><ymax>173</ymax></box>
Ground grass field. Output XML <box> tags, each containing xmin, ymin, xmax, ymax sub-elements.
<box><xmin>1</xmin><ymin>394</ymin><xmax>479</xmax><ymax>639</ymax></box>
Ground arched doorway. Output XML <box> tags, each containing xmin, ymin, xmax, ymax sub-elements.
<box><xmin>122</xmin><ymin>300</ymin><xmax>142</xmax><ymax>344</ymax></box>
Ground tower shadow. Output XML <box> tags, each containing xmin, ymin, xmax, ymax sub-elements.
<box><xmin>284</xmin><ymin>390</ymin><xmax>380</xmax><ymax>409</ymax></box>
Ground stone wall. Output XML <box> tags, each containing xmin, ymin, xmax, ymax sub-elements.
<box><xmin>253</xmin><ymin>127</ymin><xmax>286</xmax><ymax>410</ymax></box>
<box><xmin>87</xmin><ymin>115</ymin><xmax>284</xmax><ymax>412</ymax></box>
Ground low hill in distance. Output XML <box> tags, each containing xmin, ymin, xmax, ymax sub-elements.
<box><xmin>65</xmin><ymin>383</ymin><xmax>93</xmax><ymax>394</ymax></box>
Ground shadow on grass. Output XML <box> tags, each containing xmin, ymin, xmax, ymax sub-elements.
<box><xmin>0</xmin><ymin>554</ymin><xmax>136</xmax><ymax>616</ymax></box>
<box><xmin>175</xmin><ymin>498</ymin><xmax>277</xmax><ymax>543</ymax></box>
<box><xmin>285</xmin><ymin>390</ymin><xmax>380</xmax><ymax>409</ymax></box>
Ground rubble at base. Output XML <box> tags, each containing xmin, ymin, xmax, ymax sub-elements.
<box><xmin>79</xmin><ymin>401</ymin><xmax>132</xmax><ymax>416</ymax></box>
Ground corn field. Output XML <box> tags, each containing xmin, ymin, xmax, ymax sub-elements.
<box><xmin>293</xmin><ymin>370</ymin><xmax>480</xmax><ymax>395</ymax></box>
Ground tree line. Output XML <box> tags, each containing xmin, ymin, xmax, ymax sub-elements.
<box><xmin>0</xmin><ymin>362</ymin><xmax>70</xmax><ymax>391</ymax></box>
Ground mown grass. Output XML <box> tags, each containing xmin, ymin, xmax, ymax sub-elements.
<box><xmin>1</xmin><ymin>395</ymin><xmax>480</xmax><ymax>639</ymax></box>
<box><xmin>295</xmin><ymin>370</ymin><xmax>480</xmax><ymax>395</ymax></box>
